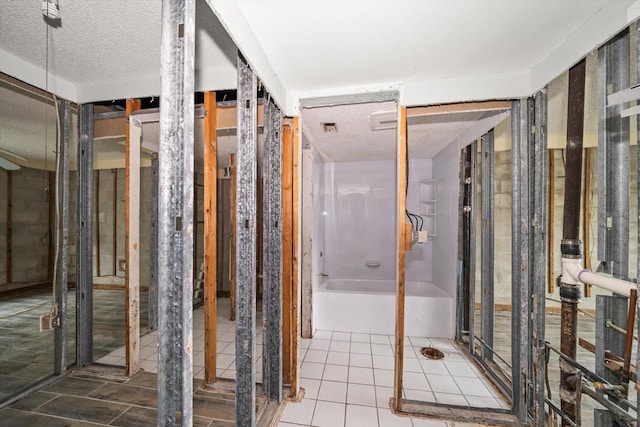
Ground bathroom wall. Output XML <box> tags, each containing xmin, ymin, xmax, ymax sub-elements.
<box><xmin>405</xmin><ymin>158</ymin><xmax>433</xmax><ymax>282</ymax></box>
<box><xmin>432</xmin><ymin>140</ymin><xmax>461</xmax><ymax>298</ymax></box>
<box><xmin>322</xmin><ymin>160</ymin><xmax>397</xmax><ymax>281</ymax></box>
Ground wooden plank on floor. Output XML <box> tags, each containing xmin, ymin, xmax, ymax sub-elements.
<box><xmin>291</xmin><ymin>116</ymin><xmax>301</xmax><ymax>398</ymax></box>
<box><xmin>125</xmin><ymin>98</ymin><xmax>141</xmax><ymax>377</ymax></box>
<box><xmin>281</xmin><ymin>123</ymin><xmax>293</xmax><ymax>386</ymax></box>
<box><xmin>203</xmin><ymin>91</ymin><xmax>218</xmax><ymax>384</ymax></box>
<box><xmin>394</xmin><ymin>106</ymin><xmax>408</xmax><ymax>411</ymax></box>
<box><xmin>229</xmin><ymin>154</ymin><xmax>237</xmax><ymax>321</ymax></box>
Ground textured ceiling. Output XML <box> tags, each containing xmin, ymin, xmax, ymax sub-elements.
<box><xmin>302</xmin><ymin>101</ymin><xmax>510</xmax><ymax>162</ymax></box>
<box><xmin>0</xmin><ymin>0</ymin><xmax>237</xmax><ymax>102</ymax></box>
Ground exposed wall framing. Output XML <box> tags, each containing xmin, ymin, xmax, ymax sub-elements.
<box><xmin>204</xmin><ymin>91</ymin><xmax>218</xmax><ymax>384</ymax></box>
<box><xmin>54</xmin><ymin>98</ymin><xmax>70</xmax><ymax>375</ymax></box>
<box><xmin>282</xmin><ymin>123</ymin><xmax>293</xmax><ymax>387</ymax></box>
<box><xmin>125</xmin><ymin>98</ymin><xmax>141</xmax><ymax>377</ymax></box>
<box><xmin>263</xmin><ymin>98</ymin><xmax>283</xmax><ymax>402</ymax></box>
<box><xmin>157</xmin><ymin>0</ymin><xmax>195</xmax><ymax>424</ymax></box>
<box><xmin>393</xmin><ymin>106</ymin><xmax>407</xmax><ymax>411</ymax></box>
<box><xmin>76</xmin><ymin>103</ymin><xmax>94</xmax><ymax>368</ymax></box>
<box><xmin>235</xmin><ymin>52</ymin><xmax>258</xmax><ymax>427</ymax></box>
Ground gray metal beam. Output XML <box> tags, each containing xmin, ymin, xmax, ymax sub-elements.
<box><xmin>510</xmin><ymin>98</ymin><xmax>529</xmax><ymax>422</ymax></box>
<box><xmin>263</xmin><ymin>99</ymin><xmax>283</xmax><ymax>402</ymax></box>
<box><xmin>598</xmin><ymin>29</ymin><xmax>631</xmax><ymax>278</ymax></box>
<box><xmin>480</xmin><ymin>130</ymin><xmax>495</xmax><ymax>362</ymax></box>
<box><xmin>157</xmin><ymin>0</ymin><xmax>195</xmax><ymax>425</ymax></box>
<box><xmin>235</xmin><ymin>52</ymin><xmax>258</xmax><ymax>427</ymax></box>
<box><xmin>468</xmin><ymin>141</ymin><xmax>477</xmax><ymax>355</ymax></box>
<box><xmin>532</xmin><ymin>89</ymin><xmax>548</xmax><ymax>427</ymax></box>
<box><xmin>76</xmin><ymin>103</ymin><xmax>94</xmax><ymax>367</ymax></box>
<box><xmin>54</xmin><ymin>98</ymin><xmax>70</xmax><ymax>375</ymax></box>
<box><xmin>148</xmin><ymin>153</ymin><xmax>159</xmax><ymax>331</ymax></box>
<box><xmin>635</xmin><ymin>19</ymin><xmax>640</xmax><ymax>422</ymax></box>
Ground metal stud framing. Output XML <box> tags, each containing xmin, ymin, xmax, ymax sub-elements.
<box><xmin>480</xmin><ymin>130</ymin><xmax>495</xmax><ymax>362</ymax></box>
<box><xmin>149</xmin><ymin>153</ymin><xmax>159</xmax><ymax>331</ymax></box>
<box><xmin>510</xmin><ymin>98</ymin><xmax>530</xmax><ymax>422</ymax></box>
<box><xmin>468</xmin><ymin>141</ymin><xmax>477</xmax><ymax>354</ymax></box>
<box><xmin>532</xmin><ymin>89</ymin><xmax>548</xmax><ymax>427</ymax></box>
<box><xmin>597</xmin><ymin>29</ymin><xmax>631</xmax><ymax>278</ymax></box>
<box><xmin>263</xmin><ymin>98</ymin><xmax>283</xmax><ymax>402</ymax></box>
<box><xmin>54</xmin><ymin>98</ymin><xmax>70</xmax><ymax>375</ymax></box>
<box><xmin>235</xmin><ymin>52</ymin><xmax>258</xmax><ymax>427</ymax></box>
<box><xmin>157</xmin><ymin>0</ymin><xmax>195</xmax><ymax>424</ymax></box>
<box><xmin>76</xmin><ymin>103</ymin><xmax>94</xmax><ymax>368</ymax></box>
<box><xmin>635</xmin><ymin>20</ymin><xmax>640</xmax><ymax>421</ymax></box>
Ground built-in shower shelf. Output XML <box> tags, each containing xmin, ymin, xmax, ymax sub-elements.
<box><xmin>418</xmin><ymin>179</ymin><xmax>436</xmax><ymax>240</ymax></box>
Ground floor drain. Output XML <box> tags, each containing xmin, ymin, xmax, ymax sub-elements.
<box><xmin>420</xmin><ymin>347</ymin><xmax>445</xmax><ymax>360</ymax></box>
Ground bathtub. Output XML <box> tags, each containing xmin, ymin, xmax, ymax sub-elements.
<box><xmin>315</xmin><ymin>278</ymin><xmax>453</xmax><ymax>338</ymax></box>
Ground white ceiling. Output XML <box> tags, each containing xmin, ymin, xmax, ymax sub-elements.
<box><xmin>1</xmin><ymin>0</ymin><xmax>638</xmax><ymax>113</ymax></box>
<box><xmin>302</xmin><ymin>101</ymin><xmax>511</xmax><ymax>162</ymax></box>
<box><xmin>0</xmin><ymin>0</ymin><xmax>638</xmax><ymax>169</ymax></box>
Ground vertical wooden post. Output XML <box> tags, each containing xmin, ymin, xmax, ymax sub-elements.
<box><xmin>125</xmin><ymin>98</ymin><xmax>141</xmax><ymax>377</ymax></box>
<box><xmin>96</xmin><ymin>170</ymin><xmax>101</xmax><ymax>277</ymax></box>
<box><xmin>393</xmin><ymin>106</ymin><xmax>408</xmax><ymax>411</ymax></box>
<box><xmin>204</xmin><ymin>91</ymin><xmax>218</xmax><ymax>384</ymax></box>
<box><xmin>6</xmin><ymin>170</ymin><xmax>11</xmax><ymax>284</ymax></box>
<box><xmin>548</xmin><ymin>150</ymin><xmax>555</xmax><ymax>294</ymax></box>
<box><xmin>229</xmin><ymin>153</ymin><xmax>237</xmax><ymax>321</ymax></box>
<box><xmin>291</xmin><ymin>116</ymin><xmax>301</xmax><ymax>398</ymax></box>
<box><xmin>583</xmin><ymin>147</ymin><xmax>592</xmax><ymax>297</ymax></box>
<box><xmin>281</xmin><ymin>123</ymin><xmax>293</xmax><ymax>386</ymax></box>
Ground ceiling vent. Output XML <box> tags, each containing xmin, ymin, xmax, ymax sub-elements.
<box><xmin>321</xmin><ymin>122</ymin><xmax>338</xmax><ymax>133</ymax></box>
<box><xmin>370</xmin><ymin>110</ymin><xmax>397</xmax><ymax>131</ymax></box>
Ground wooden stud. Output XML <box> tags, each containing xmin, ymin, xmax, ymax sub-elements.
<box><xmin>203</xmin><ymin>92</ymin><xmax>218</xmax><ymax>384</ymax></box>
<box><xmin>291</xmin><ymin>116</ymin><xmax>301</xmax><ymax>398</ymax></box>
<box><xmin>125</xmin><ymin>98</ymin><xmax>141</xmax><ymax>377</ymax></box>
<box><xmin>229</xmin><ymin>154</ymin><xmax>237</xmax><ymax>321</ymax></box>
<box><xmin>393</xmin><ymin>106</ymin><xmax>408</xmax><ymax>411</ymax></box>
<box><xmin>281</xmin><ymin>123</ymin><xmax>293</xmax><ymax>386</ymax></box>
<box><xmin>583</xmin><ymin>147</ymin><xmax>592</xmax><ymax>297</ymax></box>
<box><xmin>548</xmin><ymin>150</ymin><xmax>555</xmax><ymax>294</ymax></box>
<box><xmin>95</xmin><ymin>170</ymin><xmax>101</xmax><ymax>277</ymax></box>
<box><xmin>6</xmin><ymin>170</ymin><xmax>11</xmax><ymax>284</ymax></box>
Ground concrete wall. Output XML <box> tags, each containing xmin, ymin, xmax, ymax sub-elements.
<box><xmin>473</xmin><ymin>146</ymin><xmax>638</xmax><ymax>311</ymax></box>
<box><xmin>0</xmin><ymin>167</ymin><xmax>51</xmax><ymax>287</ymax></box>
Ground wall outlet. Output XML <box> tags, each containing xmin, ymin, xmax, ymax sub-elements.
<box><xmin>40</xmin><ymin>314</ymin><xmax>53</xmax><ymax>331</ymax></box>
<box><xmin>118</xmin><ymin>259</ymin><xmax>126</xmax><ymax>272</ymax></box>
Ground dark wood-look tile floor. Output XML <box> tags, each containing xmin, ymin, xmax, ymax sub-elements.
<box><xmin>0</xmin><ymin>369</ymin><xmax>269</xmax><ymax>426</ymax></box>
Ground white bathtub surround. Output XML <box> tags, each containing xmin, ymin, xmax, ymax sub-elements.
<box><xmin>316</xmin><ymin>279</ymin><xmax>453</xmax><ymax>337</ymax></box>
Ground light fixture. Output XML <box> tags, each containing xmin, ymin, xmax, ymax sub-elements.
<box><xmin>41</xmin><ymin>0</ymin><xmax>61</xmax><ymax>20</ymax></box>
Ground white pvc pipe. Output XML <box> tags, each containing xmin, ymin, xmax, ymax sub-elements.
<box><xmin>562</xmin><ymin>257</ymin><xmax>636</xmax><ymax>297</ymax></box>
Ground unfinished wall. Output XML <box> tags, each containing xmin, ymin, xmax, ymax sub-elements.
<box><xmin>474</xmin><ymin>146</ymin><xmax>638</xmax><ymax>311</ymax></box>
<box><xmin>0</xmin><ymin>167</ymin><xmax>51</xmax><ymax>287</ymax></box>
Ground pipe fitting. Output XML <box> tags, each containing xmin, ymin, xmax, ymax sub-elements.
<box><xmin>559</xmin><ymin>284</ymin><xmax>581</xmax><ymax>303</ymax></box>
<box><xmin>561</xmin><ymin>257</ymin><xmax>582</xmax><ymax>286</ymax></box>
<box><xmin>560</xmin><ymin>239</ymin><xmax>582</xmax><ymax>258</ymax></box>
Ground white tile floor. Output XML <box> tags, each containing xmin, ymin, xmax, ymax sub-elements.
<box><xmin>279</xmin><ymin>330</ymin><xmax>508</xmax><ymax>427</ymax></box>
<box><xmin>97</xmin><ymin>300</ymin><xmax>507</xmax><ymax>426</ymax></box>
